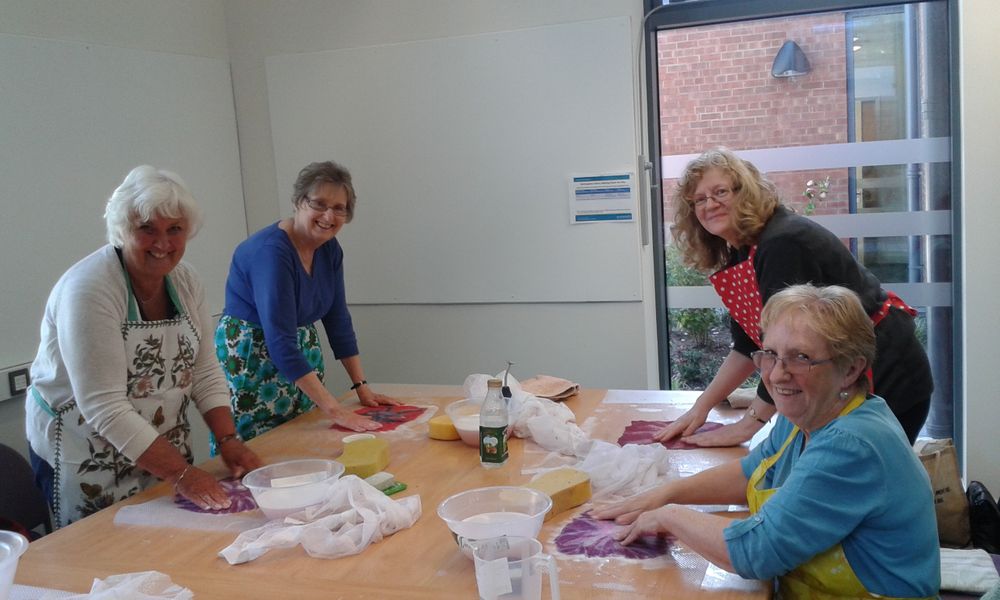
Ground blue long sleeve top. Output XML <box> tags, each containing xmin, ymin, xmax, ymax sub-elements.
<box><xmin>723</xmin><ymin>396</ymin><xmax>940</xmax><ymax>597</ymax></box>
<box><xmin>222</xmin><ymin>223</ymin><xmax>358</xmax><ymax>382</ymax></box>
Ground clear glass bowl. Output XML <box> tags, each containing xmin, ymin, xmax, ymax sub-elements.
<box><xmin>242</xmin><ymin>458</ymin><xmax>345</xmax><ymax>520</ymax></box>
<box><xmin>437</xmin><ymin>486</ymin><xmax>552</xmax><ymax>557</ymax></box>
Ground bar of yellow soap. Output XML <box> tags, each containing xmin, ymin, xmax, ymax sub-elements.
<box><xmin>428</xmin><ymin>414</ymin><xmax>460</xmax><ymax>440</ymax></box>
<box><xmin>336</xmin><ymin>437</ymin><xmax>390</xmax><ymax>478</ymax></box>
<box><xmin>523</xmin><ymin>468</ymin><xmax>592</xmax><ymax>521</ymax></box>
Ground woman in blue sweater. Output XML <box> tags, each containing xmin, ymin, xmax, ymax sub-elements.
<box><xmin>217</xmin><ymin>161</ymin><xmax>396</xmax><ymax>441</ymax></box>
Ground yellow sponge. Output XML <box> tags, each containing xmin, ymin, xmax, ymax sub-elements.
<box><xmin>524</xmin><ymin>468</ymin><xmax>592</xmax><ymax>521</ymax></box>
<box><xmin>337</xmin><ymin>437</ymin><xmax>390</xmax><ymax>478</ymax></box>
<box><xmin>428</xmin><ymin>414</ymin><xmax>460</xmax><ymax>440</ymax></box>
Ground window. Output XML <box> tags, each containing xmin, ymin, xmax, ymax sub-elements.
<box><xmin>646</xmin><ymin>0</ymin><xmax>955</xmax><ymax>438</ymax></box>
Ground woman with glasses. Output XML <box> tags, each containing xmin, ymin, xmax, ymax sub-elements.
<box><xmin>595</xmin><ymin>284</ymin><xmax>939</xmax><ymax>599</ymax></box>
<box><xmin>216</xmin><ymin>161</ymin><xmax>396</xmax><ymax>443</ymax></box>
<box><xmin>26</xmin><ymin>166</ymin><xmax>261</xmax><ymax>527</ymax></box>
<box><xmin>655</xmin><ymin>148</ymin><xmax>931</xmax><ymax>446</ymax></box>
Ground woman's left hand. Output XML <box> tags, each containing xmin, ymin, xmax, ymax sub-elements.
<box><xmin>220</xmin><ymin>440</ymin><xmax>263</xmax><ymax>478</ymax></box>
<box><xmin>357</xmin><ymin>385</ymin><xmax>400</xmax><ymax>407</ymax></box>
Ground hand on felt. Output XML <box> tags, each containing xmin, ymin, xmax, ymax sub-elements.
<box><xmin>358</xmin><ymin>386</ymin><xmax>400</xmax><ymax>407</ymax></box>
<box><xmin>676</xmin><ymin>419</ymin><xmax>757</xmax><ymax>447</ymax></box>
<box><xmin>175</xmin><ymin>467</ymin><xmax>232</xmax><ymax>511</ymax></box>
<box><xmin>330</xmin><ymin>407</ymin><xmax>382</xmax><ymax>432</ymax></box>
<box><xmin>652</xmin><ymin>408</ymin><xmax>707</xmax><ymax>442</ymax></box>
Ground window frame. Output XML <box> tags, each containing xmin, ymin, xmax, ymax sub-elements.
<box><xmin>641</xmin><ymin>0</ymin><xmax>963</xmax><ymax>447</ymax></box>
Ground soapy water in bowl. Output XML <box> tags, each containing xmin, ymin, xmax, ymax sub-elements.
<box><xmin>452</xmin><ymin>414</ymin><xmax>480</xmax><ymax>445</ymax></box>
<box><xmin>462</xmin><ymin>511</ymin><xmax>534</xmax><ymax>525</ymax></box>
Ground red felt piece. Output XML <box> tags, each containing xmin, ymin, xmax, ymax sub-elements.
<box><xmin>330</xmin><ymin>404</ymin><xmax>427</xmax><ymax>432</ymax></box>
<box><xmin>617</xmin><ymin>420</ymin><xmax>725</xmax><ymax>450</ymax></box>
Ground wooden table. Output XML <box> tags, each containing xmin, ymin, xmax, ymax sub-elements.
<box><xmin>15</xmin><ymin>385</ymin><xmax>770</xmax><ymax>599</ymax></box>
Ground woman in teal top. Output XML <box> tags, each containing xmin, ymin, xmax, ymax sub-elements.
<box><xmin>593</xmin><ymin>284</ymin><xmax>938</xmax><ymax>599</ymax></box>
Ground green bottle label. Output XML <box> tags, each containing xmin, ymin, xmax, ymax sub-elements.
<box><xmin>479</xmin><ymin>426</ymin><xmax>508</xmax><ymax>464</ymax></box>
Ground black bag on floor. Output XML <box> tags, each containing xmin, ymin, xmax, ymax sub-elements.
<box><xmin>967</xmin><ymin>480</ymin><xmax>1000</xmax><ymax>554</ymax></box>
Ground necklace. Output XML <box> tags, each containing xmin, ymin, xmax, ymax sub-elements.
<box><xmin>133</xmin><ymin>284</ymin><xmax>162</xmax><ymax>304</ymax></box>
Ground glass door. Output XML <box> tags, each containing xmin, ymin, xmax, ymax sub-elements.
<box><xmin>646</xmin><ymin>0</ymin><xmax>955</xmax><ymax>438</ymax></box>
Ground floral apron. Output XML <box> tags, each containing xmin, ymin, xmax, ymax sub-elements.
<box><xmin>746</xmin><ymin>395</ymin><xmax>932</xmax><ymax>600</ymax></box>
<box><xmin>31</xmin><ymin>273</ymin><xmax>196</xmax><ymax>528</ymax></box>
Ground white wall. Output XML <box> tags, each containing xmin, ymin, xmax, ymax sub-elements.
<box><xmin>223</xmin><ymin>0</ymin><xmax>658</xmax><ymax>396</ymax></box>
<box><xmin>1</xmin><ymin>0</ymin><xmax>995</xmax><ymax>493</ymax></box>
<box><xmin>221</xmin><ymin>0</ymin><xmax>1000</xmax><ymax>491</ymax></box>
<box><xmin>958</xmin><ymin>0</ymin><xmax>1000</xmax><ymax>491</ymax></box>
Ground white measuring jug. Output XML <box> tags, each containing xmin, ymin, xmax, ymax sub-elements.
<box><xmin>473</xmin><ymin>536</ymin><xmax>559</xmax><ymax>600</ymax></box>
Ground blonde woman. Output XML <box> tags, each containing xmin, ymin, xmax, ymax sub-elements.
<box><xmin>656</xmin><ymin>148</ymin><xmax>931</xmax><ymax>447</ymax></box>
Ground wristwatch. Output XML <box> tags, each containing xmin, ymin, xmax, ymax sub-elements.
<box><xmin>747</xmin><ymin>406</ymin><xmax>769</xmax><ymax>425</ymax></box>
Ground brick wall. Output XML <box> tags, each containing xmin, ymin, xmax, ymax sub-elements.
<box><xmin>659</xmin><ymin>14</ymin><xmax>850</xmax><ymax>216</ymax></box>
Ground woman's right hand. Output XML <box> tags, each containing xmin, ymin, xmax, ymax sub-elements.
<box><xmin>590</xmin><ymin>486</ymin><xmax>670</xmax><ymax>525</ymax></box>
<box><xmin>652</xmin><ymin>407</ymin><xmax>709</xmax><ymax>442</ymax></box>
<box><xmin>329</xmin><ymin>407</ymin><xmax>381</xmax><ymax>432</ymax></box>
<box><xmin>174</xmin><ymin>466</ymin><xmax>232</xmax><ymax>511</ymax></box>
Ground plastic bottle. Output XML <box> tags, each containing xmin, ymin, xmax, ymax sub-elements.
<box><xmin>479</xmin><ymin>378</ymin><xmax>509</xmax><ymax>469</ymax></box>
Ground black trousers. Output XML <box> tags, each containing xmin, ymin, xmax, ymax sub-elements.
<box><xmin>872</xmin><ymin>307</ymin><xmax>934</xmax><ymax>444</ymax></box>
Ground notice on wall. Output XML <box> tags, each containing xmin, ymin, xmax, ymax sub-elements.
<box><xmin>568</xmin><ymin>173</ymin><xmax>635</xmax><ymax>224</ymax></box>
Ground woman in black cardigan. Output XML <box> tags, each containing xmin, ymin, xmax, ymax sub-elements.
<box><xmin>654</xmin><ymin>148</ymin><xmax>932</xmax><ymax>446</ymax></box>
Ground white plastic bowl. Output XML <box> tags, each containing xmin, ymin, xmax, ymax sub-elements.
<box><xmin>437</xmin><ymin>486</ymin><xmax>552</xmax><ymax>557</ymax></box>
<box><xmin>242</xmin><ymin>459</ymin><xmax>345</xmax><ymax>520</ymax></box>
<box><xmin>0</xmin><ymin>530</ymin><xmax>29</xmax><ymax>600</ymax></box>
<box><xmin>445</xmin><ymin>399</ymin><xmax>481</xmax><ymax>447</ymax></box>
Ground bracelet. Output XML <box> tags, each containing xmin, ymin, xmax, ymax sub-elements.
<box><xmin>350</xmin><ymin>380</ymin><xmax>367</xmax><ymax>391</ymax></box>
<box><xmin>747</xmin><ymin>406</ymin><xmax>768</xmax><ymax>425</ymax></box>
<box><xmin>172</xmin><ymin>463</ymin><xmax>193</xmax><ymax>491</ymax></box>
<box><xmin>217</xmin><ymin>433</ymin><xmax>239</xmax><ymax>446</ymax></box>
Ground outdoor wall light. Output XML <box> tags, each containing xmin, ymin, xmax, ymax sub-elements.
<box><xmin>771</xmin><ymin>40</ymin><xmax>811</xmax><ymax>77</ymax></box>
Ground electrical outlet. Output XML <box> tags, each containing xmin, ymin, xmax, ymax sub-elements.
<box><xmin>8</xmin><ymin>368</ymin><xmax>29</xmax><ymax>396</ymax></box>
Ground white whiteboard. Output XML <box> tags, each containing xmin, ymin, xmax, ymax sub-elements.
<box><xmin>266</xmin><ymin>17</ymin><xmax>641</xmax><ymax>304</ymax></box>
<box><xmin>0</xmin><ymin>33</ymin><xmax>246</xmax><ymax>369</ymax></box>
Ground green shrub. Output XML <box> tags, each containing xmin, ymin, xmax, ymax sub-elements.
<box><xmin>665</xmin><ymin>243</ymin><xmax>708</xmax><ymax>286</ymax></box>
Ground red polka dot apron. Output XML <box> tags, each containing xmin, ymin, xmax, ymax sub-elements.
<box><xmin>709</xmin><ymin>246</ymin><xmax>919</xmax><ymax>349</ymax></box>
<box><xmin>709</xmin><ymin>246</ymin><xmax>765</xmax><ymax>347</ymax></box>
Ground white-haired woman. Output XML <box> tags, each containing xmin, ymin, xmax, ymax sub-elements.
<box><xmin>25</xmin><ymin>165</ymin><xmax>260</xmax><ymax>528</ymax></box>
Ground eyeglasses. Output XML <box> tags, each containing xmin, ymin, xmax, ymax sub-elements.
<box><xmin>304</xmin><ymin>197</ymin><xmax>349</xmax><ymax>217</ymax></box>
<box><xmin>751</xmin><ymin>350</ymin><xmax>834</xmax><ymax>374</ymax></box>
<box><xmin>689</xmin><ymin>187</ymin><xmax>735</xmax><ymax>209</ymax></box>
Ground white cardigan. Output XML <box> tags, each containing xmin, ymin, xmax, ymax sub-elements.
<box><xmin>25</xmin><ymin>244</ymin><xmax>230</xmax><ymax>463</ymax></box>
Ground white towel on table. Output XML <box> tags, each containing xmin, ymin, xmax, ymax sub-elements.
<box><xmin>40</xmin><ymin>571</ymin><xmax>191</xmax><ymax>599</ymax></box>
<box><xmin>940</xmin><ymin>548</ymin><xmax>1000</xmax><ymax>594</ymax></box>
<box><xmin>218</xmin><ymin>475</ymin><xmax>421</xmax><ymax>564</ymax></box>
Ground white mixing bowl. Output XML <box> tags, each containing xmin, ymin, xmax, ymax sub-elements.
<box><xmin>242</xmin><ymin>458</ymin><xmax>345</xmax><ymax>520</ymax></box>
<box><xmin>437</xmin><ymin>486</ymin><xmax>551</xmax><ymax>557</ymax></box>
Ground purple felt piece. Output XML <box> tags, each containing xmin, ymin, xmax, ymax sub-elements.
<box><xmin>617</xmin><ymin>420</ymin><xmax>725</xmax><ymax>450</ymax></box>
<box><xmin>555</xmin><ymin>511</ymin><xmax>673</xmax><ymax>559</ymax></box>
<box><xmin>173</xmin><ymin>476</ymin><xmax>257</xmax><ymax>514</ymax></box>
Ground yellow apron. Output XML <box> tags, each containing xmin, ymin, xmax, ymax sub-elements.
<box><xmin>746</xmin><ymin>395</ymin><xmax>933</xmax><ymax>600</ymax></box>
